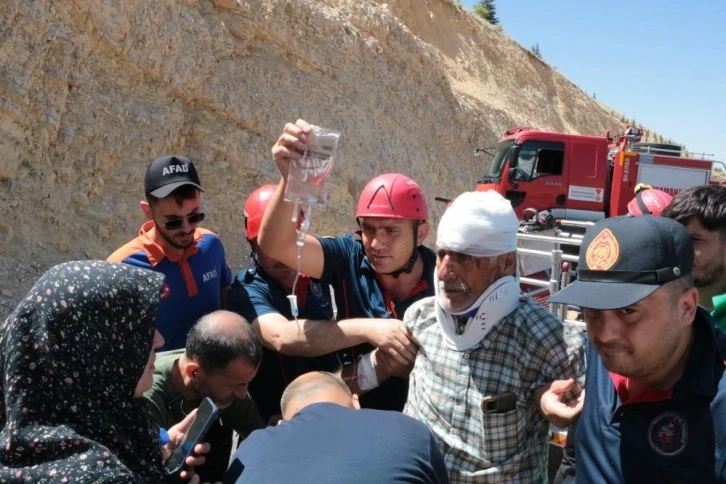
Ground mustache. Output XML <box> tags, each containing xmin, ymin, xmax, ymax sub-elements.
<box><xmin>439</xmin><ymin>281</ymin><xmax>469</xmax><ymax>292</ymax></box>
<box><xmin>368</xmin><ymin>250</ymin><xmax>388</xmax><ymax>257</ymax></box>
<box><xmin>594</xmin><ymin>341</ymin><xmax>631</xmax><ymax>353</ymax></box>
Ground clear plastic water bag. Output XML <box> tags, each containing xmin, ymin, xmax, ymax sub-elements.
<box><xmin>284</xmin><ymin>125</ymin><xmax>340</xmax><ymax>208</ymax></box>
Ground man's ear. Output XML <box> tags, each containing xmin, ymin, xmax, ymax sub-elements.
<box><xmin>416</xmin><ymin>222</ymin><xmax>430</xmax><ymax>245</ymax></box>
<box><xmin>679</xmin><ymin>287</ymin><xmax>698</xmax><ymax>327</ymax></box>
<box><xmin>140</xmin><ymin>200</ymin><xmax>153</xmax><ymax>221</ymax></box>
<box><xmin>492</xmin><ymin>252</ymin><xmax>517</xmax><ymax>277</ymax></box>
<box><xmin>351</xmin><ymin>393</ymin><xmax>361</xmax><ymax>410</ymax></box>
<box><xmin>185</xmin><ymin>361</ymin><xmax>201</xmax><ymax>380</ymax></box>
<box><xmin>504</xmin><ymin>252</ymin><xmax>517</xmax><ymax>275</ymax></box>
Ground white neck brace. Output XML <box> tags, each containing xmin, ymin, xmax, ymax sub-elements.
<box><xmin>435</xmin><ymin>275</ymin><xmax>520</xmax><ymax>351</ymax></box>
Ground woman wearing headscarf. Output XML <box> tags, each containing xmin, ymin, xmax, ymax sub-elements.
<box><xmin>0</xmin><ymin>260</ymin><xmax>197</xmax><ymax>482</ymax></box>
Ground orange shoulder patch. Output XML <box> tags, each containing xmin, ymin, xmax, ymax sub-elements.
<box><xmin>586</xmin><ymin>228</ymin><xmax>620</xmax><ymax>270</ymax></box>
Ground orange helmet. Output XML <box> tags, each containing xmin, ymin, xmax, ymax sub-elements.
<box><xmin>627</xmin><ymin>188</ymin><xmax>673</xmax><ymax>216</ymax></box>
<box><xmin>355</xmin><ymin>173</ymin><xmax>428</xmax><ymax>221</ymax></box>
<box><xmin>243</xmin><ymin>184</ymin><xmax>277</xmax><ymax>240</ymax></box>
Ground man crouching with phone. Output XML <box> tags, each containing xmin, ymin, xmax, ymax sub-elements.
<box><xmin>145</xmin><ymin>310</ymin><xmax>265</xmax><ymax>482</ymax></box>
<box><xmin>368</xmin><ymin>191</ymin><xmax>586</xmax><ymax>482</ymax></box>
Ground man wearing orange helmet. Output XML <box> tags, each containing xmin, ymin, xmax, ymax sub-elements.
<box><xmin>258</xmin><ymin>120</ymin><xmax>435</xmax><ymax>411</ymax></box>
<box><xmin>231</xmin><ymin>184</ymin><xmax>424</xmax><ymax>418</ymax></box>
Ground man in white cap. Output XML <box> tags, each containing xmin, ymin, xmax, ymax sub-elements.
<box><xmin>375</xmin><ymin>190</ymin><xmax>586</xmax><ymax>482</ymax></box>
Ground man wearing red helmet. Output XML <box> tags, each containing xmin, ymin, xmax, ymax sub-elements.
<box><xmin>258</xmin><ymin>120</ymin><xmax>436</xmax><ymax>411</ymax></box>
<box><xmin>627</xmin><ymin>184</ymin><xmax>673</xmax><ymax>217</ymax></box>
<box><xmin>230</xmin><ymin>184</ymin><xmax>424</xmax><ymax>419</ymax></box>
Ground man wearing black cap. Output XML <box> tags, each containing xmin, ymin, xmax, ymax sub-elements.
<box><xmin>109</xmin><ymin>155</ymin><xmax>232</xmax><ymax>350</ymax></box>
<box><xmin>550</xmin><ymin>215</ymin><xmax>726</xmax><ymax>482</ymax></box>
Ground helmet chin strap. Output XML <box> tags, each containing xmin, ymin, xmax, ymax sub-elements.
<box><xmin>380</xmin><ymin>221</ymin><xmax>420</xmax><ymax>279</ymax></box>
<box><xmin>635</xmin><ymin>191</ymin><xmax>652</xmax><ymax>215</ymax></box>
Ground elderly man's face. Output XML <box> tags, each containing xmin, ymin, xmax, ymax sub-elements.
<box><xmin>436</xmin><ymin>248</ymin><xmax>512</xmax><ymax>313</ymax></box>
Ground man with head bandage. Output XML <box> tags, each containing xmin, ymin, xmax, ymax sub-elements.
<box><xmin>398</xmin><ymin>190</ymin><xmax>586</xmax><ymax>483</ymax></box>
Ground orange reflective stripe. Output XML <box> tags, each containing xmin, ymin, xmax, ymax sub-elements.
<box><xmin>178</xmin><ymin>258</ymin><xmax>198</xmax><ymax>297</ymax></box>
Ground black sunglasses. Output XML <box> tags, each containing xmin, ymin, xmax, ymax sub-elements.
<box><xmin>164</xmin><ymin>212</ymin><xmax>205</xmax><ymax>231</ymax></box>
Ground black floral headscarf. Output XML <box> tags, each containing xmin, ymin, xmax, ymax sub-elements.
<box><xmin>0</xmin><ymin>260</ymin><xmax>167</xmax><ymax>482</ymax></box>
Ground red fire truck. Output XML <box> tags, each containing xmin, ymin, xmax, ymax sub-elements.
<box><xmin>475</xmin><ymin>125</ymin><xmax>714</xmax><ymax>221</ymax></box>
<box><xmin>469</xmin><ymin>125</ymin><xmax>722</xmax><ymax>451</ymax></box>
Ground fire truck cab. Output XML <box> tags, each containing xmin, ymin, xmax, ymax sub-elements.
<box><xmin>476</xmin><ymin>125</ymin><xmax>713</xmax><ymax>221</ymax></box>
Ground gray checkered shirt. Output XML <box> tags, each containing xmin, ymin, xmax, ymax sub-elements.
<box><xmin>403</xmin><ymin>296</ymin><xmax>586</xmax><ymax>483</ymax></box>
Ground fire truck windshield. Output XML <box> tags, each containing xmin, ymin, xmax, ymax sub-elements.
<box><xmin>483</xmin><ymin>139</ymin><xmax>515</xmax><ymax>180</ymax></box>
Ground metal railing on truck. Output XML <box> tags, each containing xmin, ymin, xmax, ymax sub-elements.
<box><xmin>517</xmin><ymin>222</ymin><xmax>595</xmax><ymax>455</ymax></box>
<box><xmin>516</xmin><ymin>228</ymin><xmax>587</xmax><ymax>330</ymax></box>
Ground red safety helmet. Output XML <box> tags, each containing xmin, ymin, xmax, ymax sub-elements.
<box><xmin>627</xmin><ymin>188</ymin><xmax>673</xmax><ymax>216</ymax></box>
<box><xmin>355</xmin><ymin>173</ymin><xmax>428</xmax><ymax>221</ymax></box>
<box><xmin>243</xmin><ymin>184</ymin><xmax>277</xmax><ymax>240</ymax></box>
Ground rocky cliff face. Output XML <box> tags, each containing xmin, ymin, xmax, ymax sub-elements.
<box><xmin>0</xmin><ymin>0</ymin><xmax>621</xmax><ymax>316</ymax></box>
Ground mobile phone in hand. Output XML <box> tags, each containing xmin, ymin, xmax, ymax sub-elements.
<box><xmin>164</xmin><ymin>397</ymin><xmax>220</xmax><ymax>475</ymax></box>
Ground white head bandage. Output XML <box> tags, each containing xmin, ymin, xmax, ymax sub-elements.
<box><xmin>436</xmin><ymin>191</ymin><xmax>518</xmax><ymax>257</ymax></box>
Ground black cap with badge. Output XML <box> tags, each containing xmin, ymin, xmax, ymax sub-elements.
<box><xmin>144</xmin><ymin>155</ymin><xmax>204</xmax><ymax>199</ymax></box>
<box><xmin>549</xmin><ymin>215</ymin><xmax>694</xmax><ymax>310</ymax></box>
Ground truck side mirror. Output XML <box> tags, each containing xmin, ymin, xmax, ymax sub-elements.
<box><xmin>508</xmin><ymin>166</ymin><xmax>518</xmax><ymax>182</ymax></box>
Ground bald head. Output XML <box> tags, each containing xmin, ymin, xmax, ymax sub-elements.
<box><xmin>280</xmin><ymin>372</ymin><xmax>359</xmax><ymax>420</ymax></box>
<box><xmin>186</xmin><ymin>310</ymin><xmax>263</xmax><ymax>372</ymax></box>
<box><xmin>198</xmin><ymin>310</ymin><xmax>248</xmax><ymax>335</ymax></box>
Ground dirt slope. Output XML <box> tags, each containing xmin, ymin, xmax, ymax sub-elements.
<box><xmin>0</xmin><ymin>0</ymin><xmax>623</xmax><ymax>316</ymax></box>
